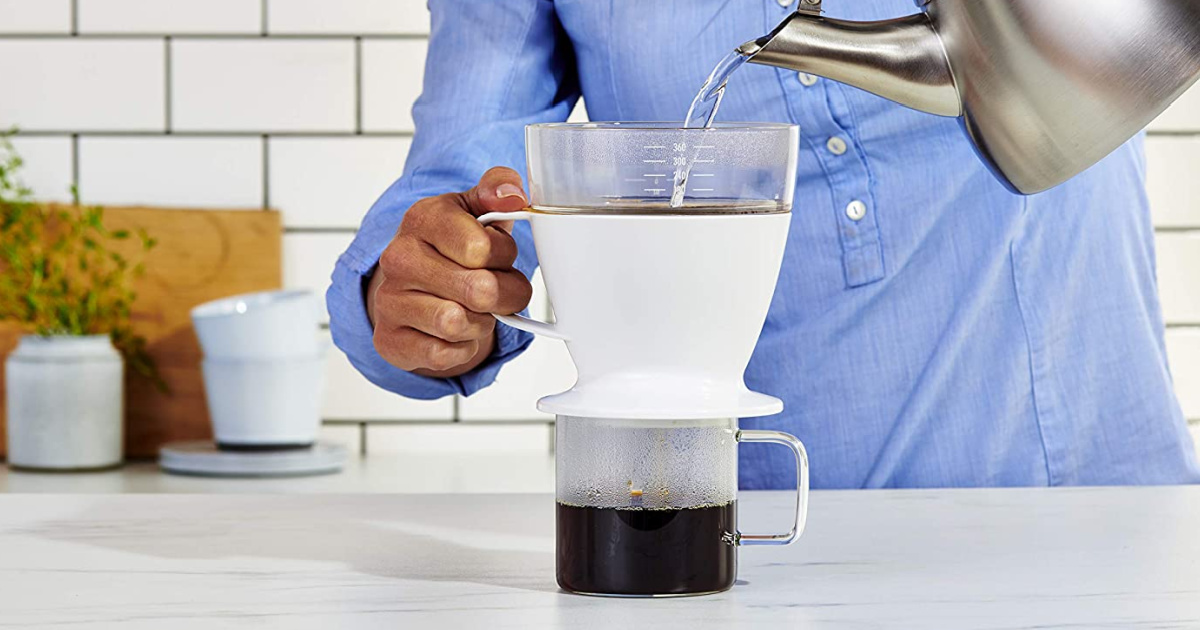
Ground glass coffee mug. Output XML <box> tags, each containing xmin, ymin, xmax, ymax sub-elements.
<box><xmin>556</xmin><ymin>417</ymin><xmax>809</xmax><ymax>597</ymax></box>
<box><xmin>475</xmin><ymin>122</ymin><xmax>808</xmax><ymax>596</ymax></box>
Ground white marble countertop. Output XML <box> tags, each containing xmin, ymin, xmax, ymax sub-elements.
<box><xmin>1</xmin><ymin>486</ymin><xmax>1198</xmax><ymax>629</ymax></box>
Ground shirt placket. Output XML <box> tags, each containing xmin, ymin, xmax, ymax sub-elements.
<box><xmin>765</xmin><ymin>0</ymin><xmax>886</xmax><ymax>288</ymax></box>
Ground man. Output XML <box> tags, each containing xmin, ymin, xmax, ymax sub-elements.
<box><xmin>327</xmin><ymin>0</ymin><xmax>1199</xmax><ymax>489</ymax></box>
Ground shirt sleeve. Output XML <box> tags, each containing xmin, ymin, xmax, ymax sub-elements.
<box><xmin>326</xmin><ymin>0</ymin><xmax>579</xmax><ymax>400</ymax></box>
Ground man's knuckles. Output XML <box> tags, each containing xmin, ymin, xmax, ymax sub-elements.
<box><xmin>377</xmin><ymin>236</ymin><xmax>422</xmax><ymax>278</ymax></box>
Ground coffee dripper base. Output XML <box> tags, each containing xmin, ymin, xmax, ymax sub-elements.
<box><xmin>538</xmin><ymin>383</ymin><xmax>783</xmax><ymax>421</ymax></box>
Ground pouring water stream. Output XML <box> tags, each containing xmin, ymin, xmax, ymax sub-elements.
<box><xmin>671</xmin><ymin>49</ymin><xmax>751</xmax><ymax>208</ymax></box>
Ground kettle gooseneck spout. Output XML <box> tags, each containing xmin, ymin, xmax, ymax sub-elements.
<box><xmin>740</xmin><ymin>12</ymin><xmax>961</xmax><ymax>118</ymax></box>
<box><xmin>737</xmin><ymin>0</ymin><xmax>1200</xmax><ymax>195</ymax></box>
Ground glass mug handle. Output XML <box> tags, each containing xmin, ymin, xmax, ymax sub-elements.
<box><xmin>476</xmin><ymin>211</ymin><xmax>569</xmax><ymax>341</ymax></box>
<box><xmin>735</xmin><ymin>429</ymin><xmax>810</xmax><ymax>546</ymax></box>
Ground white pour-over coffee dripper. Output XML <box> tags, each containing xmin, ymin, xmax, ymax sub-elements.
<box><xmin>477</xmin><ymin>122</ymin><xmax>799</xmax><ymax>421</ymax></box>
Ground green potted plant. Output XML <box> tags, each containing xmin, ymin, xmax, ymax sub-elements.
<box><xmin>0</xmin><ymin>133</ymin><xmax>158</xmax><ymax>470</ymax></box>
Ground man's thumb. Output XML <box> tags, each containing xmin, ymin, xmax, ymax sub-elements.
<box><xmin>464</xmin><ymin>166</ymin><xmax>528</xmax><ymax>216</ymax></box>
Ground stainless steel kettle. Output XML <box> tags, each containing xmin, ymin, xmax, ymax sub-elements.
<box><xmin>740</xmin><ymin>0</ymin><xmax>1200</xmax><ymax>194</ymax></box>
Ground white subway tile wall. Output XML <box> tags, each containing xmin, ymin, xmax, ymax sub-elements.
<box><xmin>6</xmin><ymin>137</ymin><xmax>74</xmax><ymax>202</ymax></box>
<box><xmin>0</xmin><ymin>0</ymin><xmax>71</xmax><ymax>33</ymax></box>
<box><xmin>322</xmin><ymin>340</ymin><xmax>456</xmax><ymax>422</ymax></box>
<box><xmin>1146</xmin><ymin>137</ymin><xmax>1200</xmax><ymax>229</ymax></box>
<box><xmin>317</xmin><ymin>423</ymin><xmax>363</xmax><ymax>454</ymax></box>
<box><xmin>79</xmin><ymin>137</ymin><xmax>263</xmax><ymax>208</ymax></box>
<box><xmin>568</xmin><ymin>101</ymin><xmax>590</xmax><ymax>124</ymax></box>
<box><xmin>266</xmin><ymin>0</ymin><xmax>431</xmax><ymax>35</ymax></box>
<box><xmin>0</xmin><ymin>40</ymin><xmax>164</xmax><ymax>131</ymax></box>
<box><xmin>360</xmin><ymin>39</ymin><xmax>426</xmax><ymax>132</ymax></box>
<box><xmin>268</xmin><ymin>136</ymin><xmax>412</xmax><ymax>228</ymax></box>
<box><xmin>1</xmin><ymin>2</ymin><xmax>1197</xmax><ymax>455</ymax></box>
<box><xmin>365</xmin><ymin>424</ymin><xmax>552</xmax><ymax>454</ymax></box>
<box><xmin>1168</xmin><ymin>329</ymin><xmax>1200</xmax><ymax>420</ymax></box>
<box><xmin>283</xmin><ymin>232</ymin><xmax>352</xmax><ymax>321</ymax></box>
<box><xmin>172</xmin><ymin>39</ymin><xmax>356</xmax><ymax>132</ymax></box>
<box><xmin>1150</xmin><ymin>84</ymin><xmax>1200</xmax><ymax>133</ymax></box>
<box><xmin>1158</xmin><ymin>232</ymin><xmax>1200</xmax><ymax>326</ymax></box>
<box><xmin>78</xmin><ymin>0</ymin><xmax>261</xmax><ymax>34</ymax></box>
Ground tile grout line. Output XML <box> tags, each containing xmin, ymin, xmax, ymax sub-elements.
<box><xmin>70</xmin><ymin>133</ymin><xmax>80</xmax><ymax>200</ymax></box>
<box><xmin>359</xmin><ymin>422</ymin><xmax>368</xmax><ymax>456</ymax></box>
<box><xmin>0</xmin><ymin>123</ymin><xmax>1188</xmax><ymax>141</ymax></box>
<box><xmin>0</xmin><ymin>32</ymin><xmax>430</xmax><ymax>40</ymax></box>
<box><xmin>163</xmin><ymin>36</ymin><xmax>172</xmax><ymax>133</ymax></box>
<box><xmin>285</xmin><ymin>226</ymin><xmax>359</xmax><ymax>234</ymax></box>
<box><xmin>354</xmin><ymin>37</ymin><xmax>363</xmax><ymax>135</ymax></box>
<box><xmin>1147</xmin><ymin>130</ymin><xmax>1200</xmax><ymax>138</ymax></box>
<box><xmin>7</xmin><ymin>130</ymin><xmax>414</xmax><ymax>138</ymax></box>
<box><xmin>323</xmin><ymin>418</ymin><xmax>553</xmax><ymax>425</ymax></box>
<box><xmin>1154</xmin><ymin>226</ymin><xmax>1200</xmax><ymax>234</ymax></box>
<box><xmin>261</xmin><ymin>134</ymin><xmax>270</xmax><ymax>210</ymax></box>
<box><xmin>452</xmin><ymin>395</ymin><xmax>461</xmax><ymax>422</ymax></box>
<box><xmin>260</xmin><ymin>0</ymin><xmax>268</xmax><ymax>36</ymax></box>
<box><xmin>69</xmin><ymin>0</ymin><xmax>78</xmax><ymax>35</ymax></box>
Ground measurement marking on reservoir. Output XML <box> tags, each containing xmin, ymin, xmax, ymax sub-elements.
<box><xmin>643</xmin><ymin>145</ymin><xmax>667</xmax><ymax>149</ymax></box>
<box><xmin>643</xmin><ymin>173</ymin><xmax>667</xmax><ymax>178</ymax></box>
<box><xmin>692</xmin><ymin>173</ymin><xmax>714</xmax><ymax>177</ymax></box>
<box><xmin>644</xmin><ymin>188</ymin><xmax>666</xmax><ymax>194</ymax></box>
<box><xmin>693</xmin><ymin>188</ymin><xmax>715</xmax><ymax>192</ymax></box>
<box><xmin>643</xmin><ymin>159</ymin><xmax>667</xmax><ymax>164</ymax></box>
<box><xmin>693</xmin><ymin>159</ymin><xmax>715</xmax><ymax>163</ymax></box>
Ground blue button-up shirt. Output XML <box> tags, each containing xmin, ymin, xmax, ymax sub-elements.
<box><xmin>328</xmin><ymin>0</ymin><xmax>1199</xmax><ymax>489</ymax></box>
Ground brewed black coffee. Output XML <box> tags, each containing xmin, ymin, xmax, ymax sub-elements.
<box><xmin>556</xmin><ymin>501</ymin><xmax>737</xmax><ymax>596</ymax></box>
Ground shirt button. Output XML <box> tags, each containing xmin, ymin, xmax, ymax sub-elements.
<box><xmin>797</xmin><ymin>72</ymin><xmax>818</xmax><ymax>86</ymax></box>
<box><xmin>826</xmin><ymin>136</ymin><xmax>848</xmax><ymax>156</ymax></box>
<box><xmin>846</xmin><ymin>200</ymin><xmax>867</xmax><ymax>221</ymax></box>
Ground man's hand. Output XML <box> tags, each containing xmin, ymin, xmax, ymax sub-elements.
<box><xmin>366</xmin><ymin>167</ymin><xmax>533</xmax><ymax>378</ymax></box>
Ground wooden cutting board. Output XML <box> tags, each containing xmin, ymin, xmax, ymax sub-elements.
<box><xmin>0</xmin><ymin>206</ymin><xmax>283</xmax><ymax>458</ymax></box>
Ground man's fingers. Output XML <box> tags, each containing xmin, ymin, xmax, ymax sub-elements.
<box><xmin>379</xmin><ymin>238</ymin><xmax>533</xmax><ymax>315</ymax></box>
<box><xmin>373</xmin><ymin>289</ymin><xmax>495</xmax><ymax>343</ymax></box>
<box><xmin>402</xmin><ymin>196</ymin><xmax>519</xmax><ymax>269</ymax></box>
<box><xmin>462</xmin><ymin>166</ymin><xmax>528</xmax><ymax>218</ymax></box>
<box><xmin>368</xmin><ymin>165</ymin><xmax>532</xmax><ymax>377</ymax></box>
<box><xmin>373</xmin><ymin>326</ymin><xmax>481</xmax><ymax>373</ymax></box>
<box><xmin>419</xmin><ymin>204</ymin><xmax>519</xmax><ymax>269</ymax></box>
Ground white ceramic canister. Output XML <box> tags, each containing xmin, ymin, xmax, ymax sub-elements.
<box><xmin>5</xmin><ymin>334</ymin><xmax>124</xmax><ymax>470</ymax></box>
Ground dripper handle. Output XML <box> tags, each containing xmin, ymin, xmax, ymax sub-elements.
<box><xmin>735</xmin><ymin>429</ymin><xmax>810</xmax><ymax>546</ymax></box>
<box><xmin>476</xmin><ymin>211</ymin><xmax>569</xmax><ymax>341</ymax></box>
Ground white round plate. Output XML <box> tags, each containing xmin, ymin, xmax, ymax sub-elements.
<box><xmin>159</xmin><ymin>441</ymin><xmax>348</xmax><ymax>478</ymax></box>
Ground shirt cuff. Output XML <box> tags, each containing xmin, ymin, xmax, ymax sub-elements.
<box><xmin>326</xmin><ymin>249</ymin><xmax>534</xmax><ymax>400</ymax></box>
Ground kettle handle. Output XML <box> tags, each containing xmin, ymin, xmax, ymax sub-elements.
<box><xmin>476</xmin><ymin>211</ymin><xmax>569</xmax><ymax>342</ymax></box>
